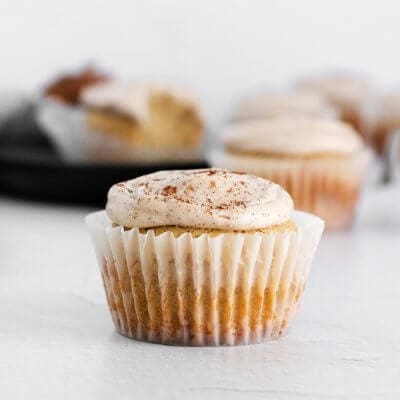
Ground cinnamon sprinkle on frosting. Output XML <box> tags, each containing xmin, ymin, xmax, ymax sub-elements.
<box><xmin>106</xmin><ymin>169</ymin><xmax>293</xmax><ymax>230</ymax></box>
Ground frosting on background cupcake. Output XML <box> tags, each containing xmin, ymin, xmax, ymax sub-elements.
<box><xmin>296</xmin><ymin>75</ymin><xmax>371</xmax><ymax>111</ymax></box>
<box><xmin>232</xmin><ymin>91</ymin><xmax>339</xmax><ymax>121</ymax></box>
<box><xmin>222</xmin><ymin>118</ymin><xmax>363</xmax><ymax>156</ymax></box>
<box><xmin>365</xmin><ymin>91</ymin><xmax>400</xmax><ymax>153</ymax></box>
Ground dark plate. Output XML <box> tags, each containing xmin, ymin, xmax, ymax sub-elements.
<box><xmin>0</xmin><ymin>148</ymin><xmax>207</xmax><ymax>206</ymax></box>
<box><xmin>0</xmin><ymin>107</ymin><xmax>208</xmax><ymax>206</ymax></box>
<box><xmin>0</xmin><ymin>147</ymin><xmax>208</xmax><ymax>206</ymax></box>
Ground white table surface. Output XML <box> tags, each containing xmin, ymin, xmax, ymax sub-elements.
<box><xmin>1</xmin><ymin>179</ymin><xmax>400</xmax><ymax>400</ymax></box>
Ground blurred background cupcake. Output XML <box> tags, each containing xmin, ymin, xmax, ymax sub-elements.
<box><xmin>295</xmin><ymin>73</ymin><xmax>374</xmax><ymax>141</ymax></box>
<box><xmin>37</xmin><ymin>75</ymin><xmax>205</xmax><ymax>164</ymax></box>
<box><xmin>362</xmin><ymin>90</ymin><xmax>400</xmax><ymax>154</ymax></box>
<box><xmin>81</xmin><ymin>81</ymin><xmax>204</xmax><ymax>157</ymax></box>
<box><xmin>209</xmin><ymin>118</ymin><xmax>371</xmax><ymax>230</ymax></box>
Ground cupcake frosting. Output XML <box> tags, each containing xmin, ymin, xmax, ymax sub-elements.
<box><xmin>222</xmin><ymin>118</ymin><xmax>363</xmax><ymax>156</ymax></box>
<box><xmin>296</xmin><ymin>76</ymin><xmax>371</xmax><ymax>107</ymax></box>
<box><xmin>80</xmin><ymin>81</ymin><xmax>199</xmax><ymax>120</ymax></box>
<box><xmin>233</xmin><ymin>92</ymin><xmax>338</xmax><ymax>121</ymax></box>
<box><xmin>379</xmin><ymin>92</ymin><xmax>400</xmax><ymax>120</ymax></box>
<box><xmin>106</xmin><ymin>169</ymin><xmax>293</xmax><ymax>230</ymax></box>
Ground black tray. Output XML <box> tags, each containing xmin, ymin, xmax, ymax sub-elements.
<box><xmin>0</xmin><ymin>107</ymin><xmax>208</xmax><ymax>206</ymax></box>
<box><xmin>0</xmin><ymin>147</ymin><xmax>208</xmax><ymax>206</ymax></box>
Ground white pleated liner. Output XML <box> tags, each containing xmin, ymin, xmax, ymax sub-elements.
<box><xmin>208</xmin><ymin>149</ymin><xmax>372</xmax><ymax>230</ymax></box>
<box><xmin>86</xmin><ymin>211</ymin><xmax>324</xmax><ymax>346</ymax></box>
<box><xmin>36</xmin><ymin>99</ymin><xmax>202</xmax><ymax>164</ymax></box>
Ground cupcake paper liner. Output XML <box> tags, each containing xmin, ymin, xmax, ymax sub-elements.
<box><xmin>209</xmin><ymin>149</ymin><xmax>372</xmax><ymax>230</ymax></box>
<box><xmin>36</xmin><ymin>99</ymin><xmax>203</xmax><ymax>164</ymax></box>
<box><xmin>85</xmin><ymin>211</ymin><xmax>324</xmax><ymax>346</ymax></box>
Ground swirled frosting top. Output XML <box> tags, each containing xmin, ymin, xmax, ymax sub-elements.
<box><xmin>106</xmin><ymin>169</ymin><xmax>293</xmax><ymax>230</ymax></box>
<box><xmin>222</xmin><ymin>118</ymin><xmax>363</xmax><ymax>156</ymax></box>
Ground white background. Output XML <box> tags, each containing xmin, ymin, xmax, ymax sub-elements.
<box><xmin>1</xmin><ymin>0</ymin><xmax>400</xmax><ymax>127</ymax></box>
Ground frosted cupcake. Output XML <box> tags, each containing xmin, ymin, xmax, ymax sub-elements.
<box><xmin>362</xmin><ymin>91</ymin><xmax>400</xmax><ymax>154</ymax></box>
<box><xmin>231</xmin><ymin>91</ymin><xmax>339</xmax><ymax>122</ymax></box>
<box><xmin>80</xmin><ymin>81</ymin><xmax>204</xmax><ymax>152</ymax></box>
<box><xmin>296</xmin><ymin>75</ymin><xmax>373</xmax><ymax>136</ymax></box>
<box><xmin>85</xmin><ymin>169</ymin><xmax>324</xmax><ymax>346</ymax></box>
<box><xmin>37</xmin><ymin>80</ymin><xmax>204</xmax><ymax>163</ymax></box>
<box><xmin>209</xmin><ymin>119</ymin><xmax>371</xmax><ymax>230</ymax></box>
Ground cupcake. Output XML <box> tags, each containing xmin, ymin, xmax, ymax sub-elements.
<box><xmin>44</xmin><ymin>66</ymin><xmax>109</xmax><ymax>105</ymax></box>
<box><xmin>231</xmin><ymin>91</ymin><xmax>339</xmax><ymax>122</ymax></box>
<box><xmin>209</xmin><ymin>119</ymin><xmax>371</xmax><ymax>230</ymax></box>
<box><xmin>296</xmin><ymin>74</ymin><xmax>373</xmax><ymax>136</ymax></box>
<box><xmin>362</xmin><ymin>91</ymin><xmax>400</xmax><ymax>154</ymax></box>
<box><xmin>85</xmin><ymin>169</ymin><xmax>324</xmax><ymax>346</ymax></box>
<box><xmin>80</xmin><ymin>81</ymin><xmax>204</xmax><ymax>152</ymax></box>
<box><xmin>37</xmin><ymin>80</ymin><xmax>204</xmax><ymax>163</ymax></box>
